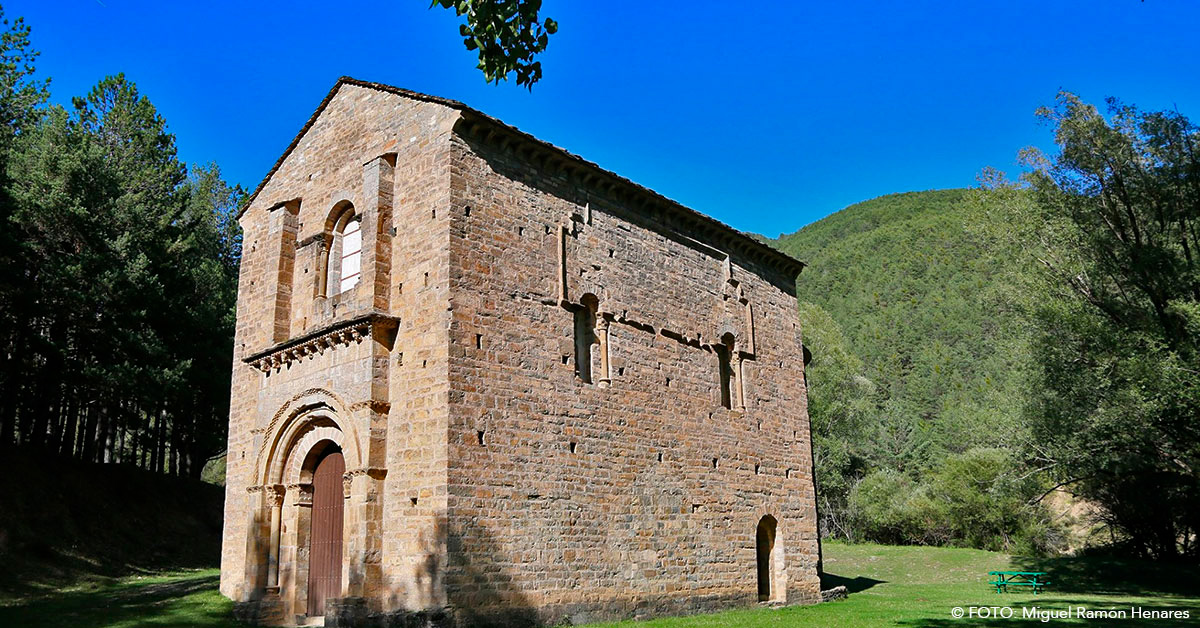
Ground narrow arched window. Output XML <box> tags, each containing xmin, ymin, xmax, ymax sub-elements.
<box><xmin>574</xmin><ymin>294</ymin><xmax>599</xmax><ymax>384</ymax></box>
<box><xmin>718</xmin><ymin>333</ymin><xmax>736</xmax><ymax>409</ymax></box>
<box><xmin>324</xmin><ymin>207</ymin><xmax>362</xmax><ymax>296</ymax></box>
<box><xmin>338</xmin><ymin>218</ymin><xmax>362</xmax><ymax>293</ymax></box>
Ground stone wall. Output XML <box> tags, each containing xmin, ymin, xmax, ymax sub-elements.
<box><xmin>222</xmin><ymin>84</ymin><xmax>459</xmax><ymax>619</ymax></box>
<box><xmin>443</xmin><ymin>122</ymin><xmax>820</xmax><ymax>624</ymax></box>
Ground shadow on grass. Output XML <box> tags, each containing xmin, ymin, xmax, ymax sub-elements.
<box><xmin>1010</xmin><ymin>554</ymin><xmax>1200</xmax><ymax>597</ymax></box>
<box><xmin>0</xmin><ymin>571</ymin><xmax>238</xmax><ymax>628</ymax></box>
<box><xmin>821</xmin><ymin>571</ymin><xmax>886</xmax><ymax>593</ymax></box>
<box><xmin>0</xmin><ymin>448</ymin><xmax>224</xmax><ymax>599</ymax></box>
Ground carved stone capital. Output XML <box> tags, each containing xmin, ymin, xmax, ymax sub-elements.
<box><xmin>341</xmin><ymin>467</ymin><xmax>386</xmax><ymax>498</ymax></box>
<box><xmin>286</xmin><ymin>482</ymin><xmax>313</xmax><ymax>506</ymax></box>
<box><xmin>264</xmin><ymin>484</ymin><xmax>285</xmax><ymax>508</ymax></box>
<box><xmin>348</xmin><ymin>399</ymin><xmax>391</xmax><ymax>415</ymax></box>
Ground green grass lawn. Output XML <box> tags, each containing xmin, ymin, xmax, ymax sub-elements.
<box><xmin>2</xmin><ymin>543</ymin><xmax>1197</xmax><ymax>627</ymax></box>
<box><xmin>588</xmin><ymin>542</ymin><xmax>1200</xmax><ymax>628</ymax></box>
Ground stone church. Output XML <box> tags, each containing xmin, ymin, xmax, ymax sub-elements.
<box><xmin>221</xmin><ymin>77</ymin><xmax>820</xmax><ymax>626</ymax></box>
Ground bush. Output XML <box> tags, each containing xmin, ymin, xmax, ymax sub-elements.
<box><xmin>847</xmin><ymin>469</ymin><xmax>942</xmax><ymax>545</ymax></box>
<box><xmin>847</xmin><ymin>448</ymin><xmax>1066</xmax><ymax>554</ymax></box>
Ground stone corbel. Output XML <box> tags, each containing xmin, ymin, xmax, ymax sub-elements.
<box><xmin>244</xmin><ymin>314</ymin><xmax>399</xmax><ymax>374</ymax></box>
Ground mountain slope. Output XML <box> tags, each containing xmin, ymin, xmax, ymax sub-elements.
<box><xmin>777</xmin><ymin>189</ymin><xmax>1032</xmax><ymax>469</ymax></box>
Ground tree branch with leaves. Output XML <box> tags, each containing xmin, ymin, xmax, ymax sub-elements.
<box><xmin>431</xmin><ymin>0</ymin><xmax>557</xmax><ymax>89</ymax></box>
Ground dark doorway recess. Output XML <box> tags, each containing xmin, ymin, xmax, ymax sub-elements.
<box><xmin>757</xmin><ymin>515</ymin><xmax>777</xmax><ymax>602</ymax></box>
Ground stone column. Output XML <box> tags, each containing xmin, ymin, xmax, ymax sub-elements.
<box><xmin>315</xmin><ymin>239</ymin><xmax>330</xmax><ymax>299</ymax></box>
<box><xmin>265</xmin><ymin>484</ymin><xmax>285</xmax><ymax>590</ymax></box>
<box><xmin>557</xmin><ymin>223</ymin><xmax>570</xmax><ymax>305</ymax></box>
<box><xmin>743</xmin><ymin>301</ymin><xmax>756</xmax><ymax>356</ymax></box>
<box><xmin>595</xmin><ymin>316</ymin><xmax>611</xmax><ymax>388</ymax></box>
<box><xmin>735</xmin><ymin>355</ymin><xmax>747</xmax><ymax>412</ymax></box>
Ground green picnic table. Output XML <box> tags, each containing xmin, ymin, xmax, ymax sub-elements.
<box><xmin>988</xmin><ymin>571</ymin><xmax>1049</xmax><ymax>594</ymax></box>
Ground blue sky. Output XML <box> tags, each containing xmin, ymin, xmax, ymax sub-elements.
<box><xmin>10</xmin><ymin>1</ymin><xmax>1200</xmax><ymax>237</ymax></box>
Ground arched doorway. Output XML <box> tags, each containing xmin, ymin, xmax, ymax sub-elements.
<box><xmin>756</xmin><ymin>515</ymin><xmax>777</xmax><ymax>602</ymax></box>
<box><xmin>307</xmin><ymin>447</ymin><xmax>345</xmax><ymax>616</ymax></box>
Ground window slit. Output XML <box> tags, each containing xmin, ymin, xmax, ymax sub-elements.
<box><xmin>574</xmin><ymin>295</ymin><xmax>599</xmax><ymax>384</ymax></box>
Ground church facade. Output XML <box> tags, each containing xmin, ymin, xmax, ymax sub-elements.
<box><xmin>221</xmin><ymin>77</ymin><xmax>820</xmax><ymax>626</ymax></box>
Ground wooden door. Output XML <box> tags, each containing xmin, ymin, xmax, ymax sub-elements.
<box><xmin>307</xmin><ymin>449</ymin><xmax>345</xmax><ymax>617</ymax></box>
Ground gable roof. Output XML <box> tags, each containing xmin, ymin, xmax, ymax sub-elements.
<box><xmin>242</xmin><ymin>77</ymin><xmax>805</xmax><ymax>275</ymax></box>
<box><xmin>241</xmin><ymin>77</ymin><xmax>464</xmax><ymax>213</ymax></box>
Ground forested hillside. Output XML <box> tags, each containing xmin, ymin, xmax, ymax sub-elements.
<box><xmin>773</xmin><ymin>189</ymin><xmax>1056</xmax><ymax>551</ymax></box>
<box><xmin>780</xmin><ymin>189</ymin><xmax>1031</xmax><ymax>461</ymax></box>
<box><xmin>0</xmin><ymin>10</ymin><xmax>241</xmax><ymax>478</ymax></box>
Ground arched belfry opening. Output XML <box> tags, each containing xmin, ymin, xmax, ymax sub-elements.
<box><xmin>307</xmin><ymin>445</ymin><xmax>345</xmax><ymax>617</ymax></box>
<box><xmin>756</xmin><ymin>514</ymin><xmax>785</xmax><ymax>603</ymax></box>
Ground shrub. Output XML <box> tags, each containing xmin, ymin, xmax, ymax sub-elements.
<box><xmin>847</xmin><ymin>469</ymin><xmax>935</xmax><ymax>545</ymax></box>
<box><xmin>847</xmin><ymin>448</ymin><xmax>1066</xmax><ymax>554</ymax></box>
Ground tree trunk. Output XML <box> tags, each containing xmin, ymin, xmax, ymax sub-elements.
<box><xmin>58</xmin><ymin>393</ymin><xmax>78</xmax><ymax>458</ymax></box>
<box><xmin>0</xmin><ymin>326</ymin><xmax>25</xmax><ymax>447</ymax></box>
<box><xmin>80</xmin><ymin>401</ymin><xmax>98</xmax><ymax>463</ymax></box>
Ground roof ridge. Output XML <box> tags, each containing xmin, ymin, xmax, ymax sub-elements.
<box><xmin>241</xmin><ymin>76</ymin><xmax>468</xmax><ymax>212</ymax></box>
<box><xmin>240</xmin><ymin>77</ymin><xmax>805</xmax><ymax>274</ymax></box>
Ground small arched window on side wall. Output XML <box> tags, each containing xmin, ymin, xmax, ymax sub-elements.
<box><xmin>717</xmin><ymin>332</ymin><xmax>737</xmax><ymax>409</ymax></box>
<box><xmin>323</xmin><ymin>204</ymin><xmax>362</xmax><ymax>296</ymax></box>
<box><xmin>574</xmin><ymin>294</ymin><xmax>599</xmax><ymax>384</ymax></box>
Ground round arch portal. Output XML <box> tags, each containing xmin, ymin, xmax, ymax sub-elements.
<box><xmin>256</xmin><ymin>389</ymin><xmax>363</xmax><ymax>488</ymax></box>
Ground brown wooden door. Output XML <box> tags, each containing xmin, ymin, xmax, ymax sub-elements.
<box><xmin>307</xmin><ymin>449</ymin><xmax>345</xmax><ymax>617</ymax></box>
